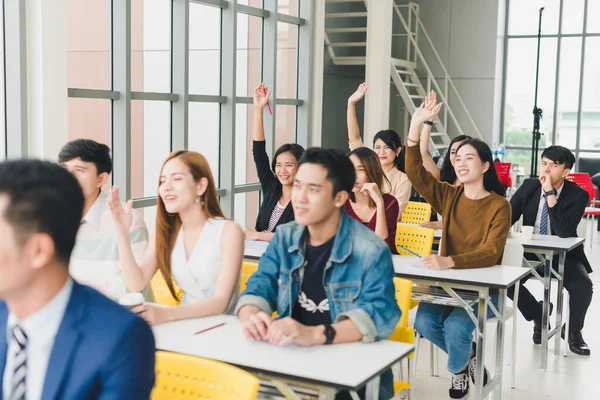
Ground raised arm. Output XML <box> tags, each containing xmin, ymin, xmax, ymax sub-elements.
<box><xmin>419</xmin><ymin>92</ymin><xmax>443</xmax><ymax>180</ymax></box>
<box><xmin>251</xmin><ymin>83</ymin><xmax>278</xmax><ymax>191</ymax></box>
<box><xmin>405</xmin><ymin>92</ymin><xmax>449</xmax><ymax>213</ymax></box>
<box><xmin>107</xmin><ymin>186</ymin><xmax>158</xmax><ymax>293</ymax></box>
<box><xmin>252</xmin><ymin>83</ymin><xmax>269</xmax><ymax>142</ymax></box>
<box><xmin>347</xmin><ymin>83</ymin><xmax>368</xmax><ymax>150</ymax></box>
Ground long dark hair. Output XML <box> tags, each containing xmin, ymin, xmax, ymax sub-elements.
<box><xmin>455</xmin><ymin>139</ymin><xmax>506</xmax><ymax>197</ymax></box>
<box><xmin>373</xmin><ymin>130</ymin><xmax>405</xmax><ymax>172</ymax></box>
<box><xmin>439</xmin><ymin>135</ymin><xmax>472</xmax><ymax>183</ymax></box>
<box><xmin>348</xmin><ymin>147</ymin><xmax>391</xmax><ymax>208</ymax></box>
<box><xmin>271</xmin><ymin>143</ymin><xmax>305</xmax><ymax>173</ymax></box>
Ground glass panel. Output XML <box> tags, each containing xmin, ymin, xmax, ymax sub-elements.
<box><xmin>561</xmin><ymin>0</ymin><xmax>584</xmax><ymax>34</ymax></box>
<box><xmin>139</xmin><ymin>205</ymin><xmax>157</xmax><ymax>236</ymax></box>
<box><xmin>277</xmin><ymin>22</ymin><xmax>298</xmax><ymax>99</ymax></box>
<box><xmin>0</xmin><ymin>8</ymin><xmax>4</xmax><ymax>161</ymax></box>
<box><xmin>67</xmin><ymin>0</ymin><xmax>111</xmax><ymax>89</ymax></box>
<box><xmin>131</xmin><ymin>0</ymin><xmax>172</xmax><ymax>93</ymax></box>
<box><xmin>131</xmin><ymin>100</ymin><xmax>171</xmax><ymax>198</ymax></box>
<box><xmin>504</xmin><ymin>38</ymin><xmax>556</xmax><ymax>151</ymax></box>
<box><xmin>279</xmin><ymin>0</ymin><xmax>299</xmax><ymax>17</ymax></box>
<box><xmin>235</xmin><ymin>104</ymin><xmax>260</xmax><ymax>185</ymax></box>
<box><xmin>189</xmin><ymin>2</ymin><xmax>221</xmax><ymax>95</ymax></box>
<box><xmin>274</xmin><ymin>105</ymin><xmax>297</xmax><ymax>150</ymax></box>
<box><xmin>234</xmin><ymin>192</ymin><xmax>261</xmax><ymax>231</ymax></box>
<box><xmin>580</xmin><ymin>38</ymin><xmax>600</xmax><ymax>151</ymax></box>
<box><xmin>188</xmin><ymin>103</ymin><xmax>221</xmax><ymax>186</ymax></box>
<box><xmin>67</xmin><ymin>98</ymin><xmax>111</xmax><ymax>145</ymax></box>
<box><xmin>508</xmin><ymin>0</ymin><xmax>560</xmax><ymax>35</ymax></box>
<box><xmin>237</xmin><ymin>14</ymin><xmax>263</xmax><ymax>97</ymax></box>
<box><xmin>504</xmin><ymin>149</ymin><xmax>543</xmax><ymax>178</ymax></box>
<box><xmin>586</xmin><ymin>0</ymin><xmax>600</xmax><ymax>33</ymax></box>
<box><xmin>555</xmin><ymin>37</ymin><xmax>582</xmax><ymax>149</ymax></box>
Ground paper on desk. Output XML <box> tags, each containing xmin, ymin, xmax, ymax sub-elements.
<box><xmin>244</xmin><ymin>240</ymin><xmax>269</xmax><ymax>251</ymax></box>
<box><xmin>406</xmin><ymin>257</ymin><xmax>427</xmax><ymax>269</ymax></box>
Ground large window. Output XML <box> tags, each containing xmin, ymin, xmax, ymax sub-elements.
<box><xmin>66</xmin><ymin>0</ymin><xmax>311</xmax><ymax>227</ymax></box>
<box><xmin>502</xmin><ymin>0</ymin><xmax>600</xmax><ymax>174</ymax></box>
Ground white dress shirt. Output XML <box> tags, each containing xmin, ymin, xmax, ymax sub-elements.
<box><xmin>69</xmin><ymin>191</ymin><xmax>149</xmax><ymax>301</ymax></box>
<box><xmin>3</xmin><ymin>278</ymin><xmax>73</xmax><ymax>400</ymax></box>
<box><xmin>534</xmin><ymin>183</ymin><xmax>564</xmax><ymax>234</ymax></box>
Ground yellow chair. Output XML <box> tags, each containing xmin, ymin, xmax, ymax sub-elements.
<box><xmin>150</xmin><ymin>272</ymin><xmax>183</xmax><ymax>306</ymax></box>
<box><xmin>400</xmin><ymin>201</ymin><xmax>432</xmax><ymax>224</ymax></box>
<box><xmin>395</xmin><ymin>224</ymin><xmax>435</xmax><ymax>257</ymax></box>
<box><xmin>152</xmin><ymin>351</ymin><xmax>259</xmax><ymax>400</ymax></box>
<box><xmin>240</xmin><ymin>262</ymin><xmax>259</xmax><ymax>294</ymax></box>
<box><xmin>389</xmin><ymin>278</ymin><xmax>415</xmax><ymax>399</ymax></box>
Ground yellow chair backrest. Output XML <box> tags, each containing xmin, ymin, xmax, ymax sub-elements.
<box><xmin>152</xmin><ymin>351</ymin><xmax>259</xmax><ymax>400</ymax></box>
<box><xmin>395</xmin><ymin>224</ymin><xmax>434</xmax><ymax>257</ymax></box>
<box><xmin>240</xmin><ymin>262</ymin><xmax>259</xmax><ymax>294</ymax></box>
<box><xmin>400</xmin><ymin>201</ymin><xmax>432</xmax><ymax>224</ymax></box>
<box><xmin>150</xmin><ymin>272</ymin><xmax>183</xmax><ymax>306</ymax></box>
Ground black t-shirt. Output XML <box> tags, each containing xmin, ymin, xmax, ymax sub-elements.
<box><xmin>291</xmin><ymin>236</ymin><xmax>335</xmax><ymax>326</ymax></box>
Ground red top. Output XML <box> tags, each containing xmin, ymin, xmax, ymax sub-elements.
<box><xmin>342</xmin><ymin>193</ymin><xmax>399</xmax><ymax>254</ymax></box>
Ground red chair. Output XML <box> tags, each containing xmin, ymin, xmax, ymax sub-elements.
<box><xmin>494</xmin><ymin>162</ymin><xmax>512</xmax><ymax>188</ymax></box>
<box><xmin>565</xmin><ymin>173</ymin><xmax>596</xmax><ymax>204</ymax></box>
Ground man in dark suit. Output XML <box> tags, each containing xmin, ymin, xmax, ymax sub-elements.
<box><xmin>0</xmin><ymin>159</ymin><xmax>156</xmax><ymax>399</ymax></box>
<box><xmin>509</xmin><ymin>146</ymin><xmax>592</xmax><ymax>356</ymax></box>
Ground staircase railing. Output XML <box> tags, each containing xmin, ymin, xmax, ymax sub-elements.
<box><xmin>393</xmin><ymin>2</ymin><xmax>483</xmax><ymax>140</ymax></box>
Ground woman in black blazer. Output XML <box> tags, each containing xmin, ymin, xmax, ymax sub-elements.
<box><xmin>244</xmin><ymin>83</ymin><xmax>304</xmax><ymax>242</ymax></box>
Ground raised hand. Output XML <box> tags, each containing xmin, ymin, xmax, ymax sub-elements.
<box><xmin>106</xmin><ymin>186</ymin><xmax>133</xmax><ymax>237</ymax></box>
<box><xmin>253</xmin><ymin>83</ymin><xmax>271</xmax><ymax>109</ymax></box>
<box><xmin>361</xmin><ymin>182</ymin><xmax>384</xmax><ymax>207</ymax></box>
<box><xmin>348</xmin><ymin>82</ymin><xmax>369</xmax><ymax>105</ymax></box>
<box><xmin>412</xmin><ymin>90</ymin><xmax>443</xmax><ymax>124</ymax></box>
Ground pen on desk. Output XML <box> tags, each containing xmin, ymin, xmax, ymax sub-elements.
<box><xmin>264</xmin><ymin>88</ymin><xmax>273</xmax><ymax>115</ymax></box>
<box><xmin>397</xmin><ymin>245</ymin><xmax>422</xmax><ymax>258</ymax></box>
<box><xmin>194</xmin><ymin>322</ymin><xmax>227</xmax><ymax>335</ymax></box>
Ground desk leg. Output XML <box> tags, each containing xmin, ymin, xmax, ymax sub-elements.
<box><xmin>365</xmin><ymin>375</ymin><xmax>380</xmax><ymax>400</ymax></box>
<box><xmin>540</xmin><ymin>254</ymin><xmax>552</xmax><ymax>370</ymax></box>
<box><xmin>473</xmin><ymin>289</ymin><xmax>488</xmax><ymax>400</ymax></box>
<box><xmin>554</xmin><ymin>251</ymin><xmax>566</xmax><ymax>357</ymax></box>
<box><xmin>493</xmin><ymin>289</ymin><xmax>506</xmax><ymax>399</ymax></box>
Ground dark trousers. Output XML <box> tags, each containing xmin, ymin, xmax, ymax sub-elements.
<box><xmin>507</xmin><ymin>253</ymin><xmax>593</xmax><ymax>332</ymax></box>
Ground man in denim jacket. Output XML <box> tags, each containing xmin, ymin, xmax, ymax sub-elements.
<box><xmin>236</xmin><ymin>148</ymin><xmax>400</xmax><ymax>400</ymax></box>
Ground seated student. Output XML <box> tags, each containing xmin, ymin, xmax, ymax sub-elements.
<box><xmin>58</xmin><ymin>139</ymin><xmax>149</xmax><ymax>301</ymax></box>
<box><xmin>107</xmin><ymin>150</ymin><xmax>243</xmax><ymax>326</ymax></box>
<box><xmin>244</xmin><ymin>83</ymin><xmax>305</xmax><ymax>242</ymax></box>
<box><xmin>417</xmin><ymin>91</ymin><xmax>472</xmax><ymax>230</ymax></box>
<box><xmin>347</xmin><ymin>83</ymin><xmax>412</xmax><ymax>216</ymax></box>
<box><xmin>343</xmin><ymin>147</ymin><xmax>399</xmax><ymax>253</ymax></box>
<box><xmin>0</xmin><ymin>159</ymin><xmax>155</xmax><ymax>399</ymax></box>
<box><xmin>236</xmin><ymin>148</ymin><xmax>400</xmax><ymax>400</ymax></box>
<box><xmin>405</xmin><ymin>98</ymin><xmax>511</xmax><ymax>400</ymax></box>
<box><xmin>508</xmin><ymin>146</ymin><xmax>592</xmax><ymax>356</ymax></box>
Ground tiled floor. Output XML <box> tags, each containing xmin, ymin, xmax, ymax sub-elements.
<box><xmin>406</xmin><ymin>232</ymin><xmax>600</xmax><ymax>399</ymax></box>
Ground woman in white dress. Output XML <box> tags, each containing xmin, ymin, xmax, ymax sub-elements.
<box><xmin>107</xmin><ymin>150</ymin><xmax>244</xmax><ymax>325</ymax></box>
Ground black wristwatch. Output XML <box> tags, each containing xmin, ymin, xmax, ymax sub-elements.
<box><xmin>545</xmin><ymin>188</ymin><xmax>558</xmax><ymax>197</ymax></box>
<box><xmin>423</xmin><ymin>120</ymin><xmax>434</xmax><ymax>126</ymax></box>
<box><xmin>323</xmin><ymin>324</ymin><xmax>336</xmax><ymax>345</ymax></box>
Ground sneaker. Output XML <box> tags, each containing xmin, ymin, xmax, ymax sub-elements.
<box><xmin>467</xmin><ymin>342</ymin><xmax>489</xmax><ymax>386</ymax></box>
<box><xmin>449</xmin><ymin>368</ymin><xmax>470</xmax><ymax>399</ymax></box>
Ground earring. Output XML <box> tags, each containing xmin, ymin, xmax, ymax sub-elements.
<box><xmin>201</xmin><ymin>196</ymin><xmax>205</xmax><ymax>206</ymax></box>
<box><xmin>195</xmin><ymin>196</ymin><xmax>200</xmax><ymax>204</ymax></box>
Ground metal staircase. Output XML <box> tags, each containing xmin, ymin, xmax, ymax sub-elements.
<box><xmin>324</xmin><ymin>0</ymin><xmax>483</xmax><ymax>154</ymax></box>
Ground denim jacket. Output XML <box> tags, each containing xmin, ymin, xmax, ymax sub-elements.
<box><xmin>236</xmin><ymin>211</ymin><xmax>401</xmax><ymax>342</ymax></box>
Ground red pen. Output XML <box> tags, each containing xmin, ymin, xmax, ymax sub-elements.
<box><xmin>194</xmin><ymin>322</ymin><xmax>227</xmax><ymax>335</ymax></box>
<box><xmin>264</xmin><ymin>88</ymin><xmax>273</xmax><ymax>115</ymax></box>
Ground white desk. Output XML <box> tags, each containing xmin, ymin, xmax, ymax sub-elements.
<box><xmin>393</xmin><ymin>255</ymin><xmax>530</xmax><ymax>400</ymax></box>
<box><xmin>153</xmin><ymin>315</ymin><xmax>414</xmax><ymax>399</ymax></box>
<box><xmin>244</xmin><ymin>240</ymin><xmax>268</xmax><ymax>260</ymax></box>
<box><xmin>507</xmin><ymin>233</ymin><xmax>585</xmax><ymax>368</ymax></box>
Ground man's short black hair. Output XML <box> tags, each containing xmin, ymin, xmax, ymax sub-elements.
<box><xmin>541</xmin><ymin>145</ymin><xmax>576</xmax><ymax>169</ymax></box>
<box><xmin>58</xmin><ymin>139</ymin><xmax>113</xmax><ymax>175</ymax></box>
<box><xmin>298</xmin><ymin>148</ymin><xmax>355</xmax><ymax>196</ymax></box>
<box><xmin>0</xmin><ymin>159</ymin><xmax>84</xmax><ymax>264</ymax></box>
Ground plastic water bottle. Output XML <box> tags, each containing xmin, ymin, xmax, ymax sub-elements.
<box><xmin>436</xmin><ymin>149</ymin><xmax>446</xmax><ymax>167</ymax></box>
<box><xmin>498</xmin><ymin>143</ymin><xmax>505</xmax><ymax>162</ymax></box>
<box><xmin>492</xmin><ymin>143</ymin><xmax>498</xmax><ymax>160</ymax></box>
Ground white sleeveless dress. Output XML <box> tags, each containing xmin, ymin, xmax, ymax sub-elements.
<box><xmin>171</xmin><ymin>218</ymin><xmax>240</xmax><ymax>314</ymax></box>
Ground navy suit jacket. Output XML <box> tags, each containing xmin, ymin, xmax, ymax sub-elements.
<box><xmin>510</xmin><ymin>178</ymin><xmax>592</xmax><ymax>273</ymax></box>
<box><xmin>0</xmin><ymin>281</ymin><xmax>156</xmax><ymax>400</ymax></box>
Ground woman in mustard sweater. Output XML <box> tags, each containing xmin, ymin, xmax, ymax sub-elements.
<box><xmin>405</xmin><ymin>93</ymin><xmax>511</xmax><ymax>400</ymax></box>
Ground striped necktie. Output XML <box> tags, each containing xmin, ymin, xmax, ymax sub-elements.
<box><xmin>11</xmin><ymin>325</ymin><xmax>28</xmax><ymax>400</ymax></box>
<box><xmin>540</xmin><ymin>196</ymin><xmax>549</xmax><ymax>235</ymax></box>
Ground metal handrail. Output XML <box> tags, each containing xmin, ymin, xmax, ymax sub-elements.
<box><xmin>393</xmin><ymin>2</ymin><xmax>483</xmax><ymax>139</ymax></box>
